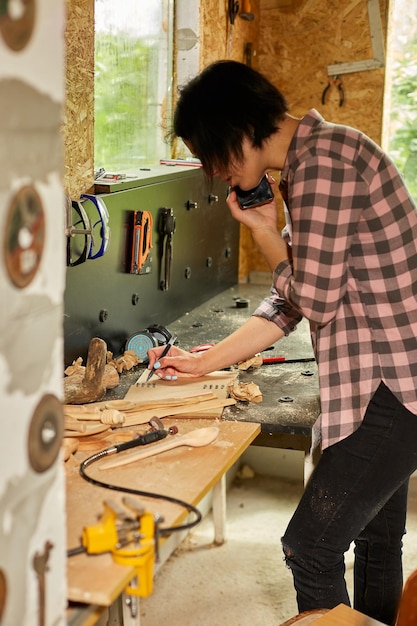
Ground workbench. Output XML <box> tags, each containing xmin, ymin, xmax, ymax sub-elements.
<box><xmin>153</xmin><ymin>281</ymin><xmax>321</xmax><ymax>478</ymax></box>
<box><xmin>66</xmin><ymin>417</ymin><xmax>260</xmax><ymax>625</ymax></box>
<box><xmin>66</xmin><ymin>281</ymin><xmax>320</xmax><ymax>625</ymax></box>
<box><xmin>103</xmin><ymin>281</ymin><xmax>321</xmax><ymax>464</ymax></box>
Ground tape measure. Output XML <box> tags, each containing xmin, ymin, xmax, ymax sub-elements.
<box><xmin>126</xmin><ymin>325</ymin><xmax>172</xmax><ymax>363</ymax></box>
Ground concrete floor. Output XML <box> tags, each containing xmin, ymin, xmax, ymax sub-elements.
<box><xmin>140</xmin><ymin>470</ymin><xmax>417</xmax><ymax>626</ymax></box>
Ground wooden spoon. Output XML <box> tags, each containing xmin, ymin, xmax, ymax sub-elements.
<box><xmin>99</xmin><ymin>426</ymin><xmax>220</xmax><ymax>470</ymax></box>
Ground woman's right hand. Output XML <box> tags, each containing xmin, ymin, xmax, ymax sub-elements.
<box><xmin>147</xmin><ymin>344</ymin><xmax>206</xmax><ymax>380</ymax></box>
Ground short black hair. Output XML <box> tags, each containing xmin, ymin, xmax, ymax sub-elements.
<box><xmin>173</xmin><ymin>60</ymin><xmax>288</xmax><ymax>177</ymax></box>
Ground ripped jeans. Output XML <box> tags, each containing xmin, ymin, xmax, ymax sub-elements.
<box><xmin>281</xmin><ymin>382</ymin><xmax>417</xmax><ymax>625</ymax></box>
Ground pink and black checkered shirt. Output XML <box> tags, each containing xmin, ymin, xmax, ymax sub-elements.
<box><xmin>253</xmin><ymin>109</ymin><xmax>417</xmax><ymax>449</ymax></box>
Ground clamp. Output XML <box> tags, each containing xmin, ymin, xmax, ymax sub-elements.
<box><xmin>65</xmin><ymin>194</ymin><xmax>110</xmax><ymax>266</ymax></box>
<box><xmin>80</xmin><ymin>194</ymin><xmax>110</xmax><ymax>260</ymax></box>
<box><xmin>82</xmin><ymin>497</ymin><xmax>160</xmax><ymax>598</ymax></box>
<box><xmin>321</xmin><ymin>75</ymin><xmax>344</xmax><ymax>107</ymax></box>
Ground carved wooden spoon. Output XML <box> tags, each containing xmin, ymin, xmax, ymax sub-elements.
<box><xmin>99</xmin><ymin>426</ymin><xmax>220</xmax><ymax>470</ymax></box>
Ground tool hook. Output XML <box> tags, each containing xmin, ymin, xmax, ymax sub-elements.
<box><xmin>321</xmin><ymin>75</ymin><xmax>344</xmax><ymax>107</ymax></box>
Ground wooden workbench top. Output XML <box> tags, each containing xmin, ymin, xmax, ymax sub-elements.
<box><xmin>66</xmin><ymin>417</ymin><xmax>260</xmax><ymax>606</ymax></box>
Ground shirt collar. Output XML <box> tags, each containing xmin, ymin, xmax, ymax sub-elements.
<box><xmin>282</xmin><ymin>109</ymin><xmax>324</xmax><ymax>180</ymax></box>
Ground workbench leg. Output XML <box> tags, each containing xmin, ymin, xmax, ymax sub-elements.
<box><xmin>106</xmin><ymin>592</ymin><xmax>141</xmax><ymax>626</ymax></box>
<box><xmin>212</xmin><ymin>474</ymin><xmax>226</xmax><ymax>545</ymax></box>
<box><xmin>121</xmin><ymin>591</ymin><xmax>141</xmax><ymax>626</ymax></box>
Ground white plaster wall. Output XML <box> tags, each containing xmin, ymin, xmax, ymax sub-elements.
<box><xmin>0</xmin><ymin>1</ymin><xmax>67</xmax><ymax>624</ymax></box>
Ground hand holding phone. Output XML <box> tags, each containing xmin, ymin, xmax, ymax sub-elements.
<box><xmin>234</xmin><ymin>175</ymin><xmax>274</xmax><ymax>209</ymax></box>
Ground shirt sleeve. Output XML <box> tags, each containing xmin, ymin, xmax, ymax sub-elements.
<box><xmin>274</xmin><ymin>155</ymin><xmax>367</xmax><ymax>325</ymax></box>
<box><xmin>252</xmin><ymin>285</ymin><xmax>303</xmax><ymax>336</ymax></box>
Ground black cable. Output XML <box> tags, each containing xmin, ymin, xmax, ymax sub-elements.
<box><xmin>68</xmin><ymin>446</ymin><xmax>203</xmax><ymax>558</ymax></box>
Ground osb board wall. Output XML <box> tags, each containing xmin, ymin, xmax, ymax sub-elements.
<box><xmin>259</xmin><ymin>0</ymin><xmax>387</xmax><ymax>140</ymax></box>
<box><xmin>238</xmin><ymin>0</ymin><xmax>389</xmax><ymax>280</ymax></box>
<box><xmin>63</xmin><ymin>0</ymin><xmax>94</xmax><ymax>199</ymax></box>
<box><xmin>199</xmin><ymin>0</ymin><xmax>261</xmax><ymax>281</ymax></box>
<box><xmin>200</xmin><ymin>0</ymin><xmax>260</xmax><ymax>68</ymax></box>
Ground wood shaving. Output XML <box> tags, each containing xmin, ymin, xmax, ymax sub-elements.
<box><xmin>237</xmin><ymin>353</ymin><xmax>263</xmax><ymax>370</ymax></box>
<box><xmin>227</xmin><ymin>380</ymin><xmax>263</xmax><ymax>403</ymax></box>
<box><xmin>107</xmin><ymin>350</ymin><xmax>140</xmax><ymax>373</ymax></box>
<box><xmin>64</xmin><ymin>357</ymin><xmax>84</xmax><ymax>377</ymax></box>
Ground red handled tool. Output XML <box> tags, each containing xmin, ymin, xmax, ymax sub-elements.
<box><xmin>262</xmin><ymin>357</ymin><xmax>315</xmax><ymax>364</ymax></box>
<box><xmin>130</xmin><ymin>210</ymin><xmax>153</xmax><ymax>275</ymax></box>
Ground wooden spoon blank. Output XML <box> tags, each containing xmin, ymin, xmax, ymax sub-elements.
<box><xmin>123</xmin><ymin>398</ymin><xmax>236</xmax><ymax>427</ymax></box>
<box><xmin>99</xmin><ymin>426</ymin><xmax>220</xmax><ymax>470</ymax></box>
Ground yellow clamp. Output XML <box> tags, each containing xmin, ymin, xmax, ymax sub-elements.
<box><xmin>82</xmin><ymin>498</ymin><xmax>156</xmax><ymax>598</ymax></box>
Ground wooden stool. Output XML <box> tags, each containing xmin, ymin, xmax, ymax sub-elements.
<box><xmin>396</xmin><ymin>569</ymin><xmax>417</xmax><ymax>626</ymax></box>
<box><xmin>280</xmin><ymin>609</ymin><xmax>329</xmax><ymax>625</ymax></box>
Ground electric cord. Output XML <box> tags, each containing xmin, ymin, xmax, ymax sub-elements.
<box><xmin>67</xmin><ymin>446</ymin><xmax>203</xmax><ymax>558</ymax></box>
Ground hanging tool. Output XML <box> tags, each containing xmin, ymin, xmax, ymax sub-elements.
<box><xmin>158</xmin><ymin>208</ymin><xmax>176</xmax><ymax>291</ymax></box>
<box><xmin>66</xmin><ymin>194</ymin><xmax>110</xmax><ymax>265</ymax></box>
<box><xmin>321</xmin><ymin>76</ymin><xmax>344</xmax><ymax>107</ymax></box>
<box><xmin>80</xmin><ymin>194</ymin><xmax>110</xmax><ymax>260</ymax></box>
<box><xmin>65</xmin><ymin>197</ymin><xmax>92</xmax><ymax>267</ymax></box>
<box><xmin>81</xmin><ymin>497</ymin><xmax>158</xmax><ymax>598</ymax></box>
<box><xmin>129</xmin><ymin>210</ymin><xmax>153</xmax><ymax>275</ymax></box>
<box><xmin>228</xmin><ymin>0</ymin><xmax>239</xmax><ymax>24</ymax></box>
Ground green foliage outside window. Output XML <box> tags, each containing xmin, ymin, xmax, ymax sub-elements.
<box><xmin>94</xmin><ymin>33</ymin><xmax>167</xmax><ymax>171</ymax></box>
<box><xmin>387</xmin><ymin>35</ymin><xmax>417</xmax><ymax>200</ymax></box>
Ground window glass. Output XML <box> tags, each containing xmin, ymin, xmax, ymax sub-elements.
<box><xmin>94</xmin><ymin>0</ymin><xmax>173</xmax><ymax>171</ymax></box>
<box><xmin>383</xmin><ymin>0</ymin><xmax>417</xmax><ymax>200</ymax></box>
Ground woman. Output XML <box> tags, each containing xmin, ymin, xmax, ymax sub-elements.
<box><xmin>148</xmin><ymin>60</ymin><xmax>417</xmax><ymax>625</ymax></box>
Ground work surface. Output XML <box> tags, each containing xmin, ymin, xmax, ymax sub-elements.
<box><xmin>106</xmin><ymin>282</ymin><xmax>321</xmax><ymax>448</ymax></box>
<box><xmin>171</xmin><ymin>283</ymin><xmax>319</xmax><ymax>437</ymax></box>
<box><xmin>66</xmin><ymin>283</ymin><xmax>320</xmax><ymax>613</ymax></box>
<box><xmin>66</xmin><ymin>417</ymin><xmax>259</xmax><ymax>606</ymax></box>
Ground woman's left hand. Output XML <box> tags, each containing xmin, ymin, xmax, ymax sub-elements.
<box><xmin>226</xmin><ymin>174</ymin><xmax>280</xmax><ymax>235</ymax></box>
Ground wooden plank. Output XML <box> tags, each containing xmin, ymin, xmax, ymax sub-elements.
<box><xmin>66</xmin><ymin>417</ymin><xmax>260</xmax><ymax>606</ymax></box>
<box><xmin>125</xmin><ymin>369</ymin><xmax>237</xmax><ymax>418</ymax></box>
<box><xmin>122</xmin><ymin>397</ymin><xmax>237</xmax><ymax>426</ymax></box>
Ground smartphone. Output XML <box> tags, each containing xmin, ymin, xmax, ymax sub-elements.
<box><xmin>234</xmin><ymin>175</ymin><xmax>274</xmax><ymax>209</ymax></box>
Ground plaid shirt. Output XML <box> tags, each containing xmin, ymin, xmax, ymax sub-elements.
<box><xmin>253</xmin><ymin>109</ymin><xmax>417</xmax><ymax>449</ymax></box>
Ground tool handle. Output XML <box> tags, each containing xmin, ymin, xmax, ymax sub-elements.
<box><xmin>80</xmin><ymin>194</ymin><xmax>110</xmax><ymax>259</ymax></box>
<box><xmin>115</xmin><ymin>429</ymin><xmax>167</xmax><ymax>453</ymax></box>
<box><xmin>262</xmin><ymin>357</ymin><xmax>315</xmax><ymax>364</ymax></box>
<box><xmin>138</xmin><ymin>211</ymin><xmax>153</xmax><ymax>270</ymax></box>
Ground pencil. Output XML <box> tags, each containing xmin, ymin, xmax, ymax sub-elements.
<box><xmin>146</xmin><ymin>334</ymin><xmax>178</xmax><ymax>381</ymax></box>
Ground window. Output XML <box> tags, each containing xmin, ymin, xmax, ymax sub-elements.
<box><xmin>383</xmin><ymin>0</ymin><xmax>417</xmax><ymax>200</ymax></box>
<box><xmin>94</xmin><ymin>0</ymin><xmax>174</xmax><ymax>171</ymax></box>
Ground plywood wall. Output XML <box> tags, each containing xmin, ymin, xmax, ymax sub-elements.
<box><xmin>63</xmin><ymin>0</ymin><xmax>94</xmax><ymax>199</ymax></box>
<box><xmin>237</xmin><ymin>0</ymin><xmax>389</xmax><ymax>280</ymax></box>
<box><xmin>200</xmin><ymin>0</ymin><xmax>260</xmax><ymax>68</ymax></box>
<box><xmin>199</xmin><ymin>0</ymin><xmax>261</xmax><ymax>281</ymax></box>
<box><xmin>259</xmin><ymin>0</ymin><xmax>387</xmax><ymax>141</ymax></box>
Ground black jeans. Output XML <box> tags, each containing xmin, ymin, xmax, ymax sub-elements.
<box><xmin>281</xmin><ymin>382</ymin><xmax>417</xmax><ymax>625</ymax></box>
